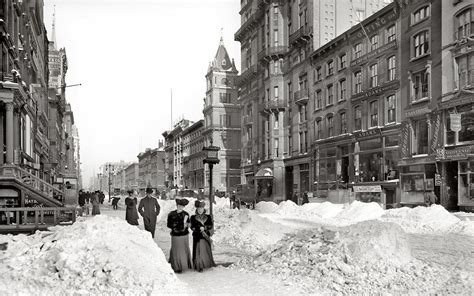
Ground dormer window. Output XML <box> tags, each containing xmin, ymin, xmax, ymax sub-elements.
<box><xmin>222</xmin><ymin>59</ymin><xmax>226</xmax><ymax>66</ymax></box>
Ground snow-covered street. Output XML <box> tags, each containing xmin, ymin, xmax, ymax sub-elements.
<box><xmin>1</xmin><ymin>197</ymin><xmax>474</xmax><ymax>295</ymax></box>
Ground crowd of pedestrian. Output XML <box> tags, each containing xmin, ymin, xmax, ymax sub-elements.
<box><xmin>78</xmin><ymin>190</ymin><xmax>105</xmax><ymax>216</ymax></box>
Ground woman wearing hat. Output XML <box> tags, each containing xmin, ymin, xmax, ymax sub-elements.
<box><xmin>190</xmin><ymin>200</ymin><xmax>216</xmax><ymax>272</ymax></box>
<box><xmin>167</xmin><ymin>198</ymin><xmax>193</xmax><ymax>273</ymax></box>
<box><xmin>125</xmin><ymin>190</ymin><xmax>139</xmax><ymax>226</ymax></box>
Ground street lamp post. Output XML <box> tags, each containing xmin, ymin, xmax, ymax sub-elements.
<box><xmin>107</xmin><ymin>163</ymin><xmax>113</xmax><ymax>202</ymax></box>
<box><xmin>202</xmin><ymin>143</ymin><xmax>220</xmax><ymax>218</ymax></box>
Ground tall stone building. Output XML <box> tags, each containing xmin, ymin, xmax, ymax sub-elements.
<box><xmin>236</xmin><ymin>0</ymin><xmax>397</xmax><ymax>202</ymax></box>
<box><xmin>203</xmin><ymin>38</ymin><xmax>241</xmax><ymax>193</ymax></box>
<box><xmin>181</xmin><ymin>120</ymin><xmax>205</xmax><ymax>190</ymax></box>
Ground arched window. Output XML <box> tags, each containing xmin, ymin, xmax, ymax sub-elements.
<box><xmin>412</xmin><ymin>30</ymin><xmax>430</xmax><ymax>58</ymax></box>
<box><xmin>412</xmin><ymin>5</ymin><xmax>430</xmax><ymax>25</ymax></box>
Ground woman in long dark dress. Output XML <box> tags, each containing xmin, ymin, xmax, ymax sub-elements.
<box><xmin>167</xmin><ymin>198</ymin><xmax>193</xmax><ymax>273</ymax></box>
<box><xmin>190</xmin><ymin>200</ymin><xmax>216</xmax><ymax>272</ymax></box>
<box><xmin>125</xmin><ymin>190</ymin><xmax>139</xmax><ymax>225</ymax></box>
<box><xmin>91</xmin><ymin>191</ymin><xmax>100</xmax><ymax>216</ymax></box>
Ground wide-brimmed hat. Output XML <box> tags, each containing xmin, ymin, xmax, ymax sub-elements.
<box><xmin>127</xmin><ymin>190</ymin><xmax>133</xmax><ymax>194</ymax></box>
<box><xmin>194</xmin><ymin>200</ymin><xmax>205</xmax><ymax>208</ymax></box>
<box><xmin>145</xmin><ymin>187</ymin><xmax>153</xmax><ymax>194</ymax></box>
<box><xmin>176</xmin><ymin>198</ymin><xmax>189</xmax><ymax>206</ymax></box>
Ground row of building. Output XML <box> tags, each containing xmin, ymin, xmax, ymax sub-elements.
<box><xmin>0</xmin><ymin>0</ymin><xmax>81</xmax><ymax>208</ymax></box>
<box><xmin>91</xmin><ymin>141</ymin><xmax>167</xmax><ymax>195</ymax></box>
<box><xmin>234</xmin><ymin>0</ymin><xmax>473</xmax><ymax>211</ymax></box>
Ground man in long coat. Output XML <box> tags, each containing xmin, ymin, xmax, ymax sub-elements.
<box><xmin>138</xmin><ymin>187</ymin><xmax>161</xmax><ymax>238</ymax></box>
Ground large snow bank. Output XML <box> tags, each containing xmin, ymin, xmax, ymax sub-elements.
<box><xmin>380</xmin><ymin>205</ymin><xmax>462</xmax><ymax>234</ymax></box>
<box><xmin>234</xmin><ymin>220</ymin><xmax>467</xmax><ymax>294</ymax></box>
<box><xmin>333</xmin><ymin>201</ymin><xmax>384</xmax><ymax>224</ymax></box>
<box><xmin>213</xmin><ymin>208</ymin><xmax>294</xmax><ymax>255</ymax></box>
<box><xmin>0</xmin><ymin>216</ymin><xmax>187</xmax><ymax>295</ymax></box>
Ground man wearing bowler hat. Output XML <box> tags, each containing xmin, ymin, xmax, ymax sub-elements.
<box><xmin>138</xmin><ymin>187</ymin><xmax>161</xmax><ymax>238</ymax></box>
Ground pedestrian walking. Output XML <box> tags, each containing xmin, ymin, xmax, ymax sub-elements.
<box><xmin>125</xmin><ymin>190</ymin><xmax>139</xmax><ymax>226</ymax></box>
<box><xmin>91</xmin><ymin>191</ymin><xmax>101</xmax><ymax>216</ymax></box>
<box><xmin>78</xmin><ymin>190</ymin><xmax>86</xmax><ymax>216</ymax></box>
<box><xmin>302</xmin><ymin>191</ymin><xmax>309</xmax><ymax>205</ymax></box>
<box><xmin>167</xmin><ymin>198</ymin><xmax>193</xmax><ymax>273</ymax></box>
<box><xmin>138</xmin><ymin>187</ymin><xmax>161</xmax><ymax>238</ymax></box>
<box><xmin>190</xmin><ymin>200</ymin><xmax>216</xmax><ymax>272</ymax></box>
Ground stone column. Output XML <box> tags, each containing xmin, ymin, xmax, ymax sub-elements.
<box><xmin>5</xmin><ymin>102</ymin><xmax>14</xmax><ymax>163</ymax></box>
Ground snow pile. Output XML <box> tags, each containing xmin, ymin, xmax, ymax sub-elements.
<box><xmin>234</xmin><ymin>221</ymin><xmax>464</xmax><ymax>294</ymax></box>
<box><xmin>213</xmin><ymin>208</ymin><xmax>293</xmax><ymax>255</ymax></box>
<box><xmin>255</xmin><ymin>201</ymin><xmax>279</xmax><ymax>213</ymax></box>
<box><xmin>302</xmin><ymin>201</ymin><xmax>344</xmax><ymax>219</ymax></box>
<box><xmin>380</xmin><ymin>205</ymin><xmax>462</xmax><ymax>234</ymax></box>
<box><xmin>0</xmin><ymin>216</ymin><xmax>188</xmax><ymax>295</ymax></box>
<box><xmin>333</xmin><ymin>201</ymin><xmax>384</xmax><ymax>224</ymax></box>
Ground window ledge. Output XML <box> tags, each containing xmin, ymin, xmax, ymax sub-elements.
<box><xmin>338</xmin><ymin>99</ymin><xmax>346</xmax><ymax>104</ymax></box>
<box><xmin>326</xmin><ymin>73</ymin><xmax>334</xmax><ymax>78</ymax></box>
<box><xmin>326</xmin><ymin>103</ymin><xmax>334</xmax><ymax>108</ymax></box>
<box><xmin>412</xmin><ymin>154</ymin><xmax>429</xmax><ymax>158</ymax></box>
<box><xmin>410</xmin><ymin>97</ymin><xmax>430</xmax><ymax>105</ymax></box>
<box><xmin>411</xmin><ymin>17</ymin><xmax>430</xmax><ymax>27</ymax></box>
<box><xmin>314</xmin><ymin>108</ymin><xmax>322</xmax><ymax>113</ymax></box>
<box><xmin>410</xmin><ymin>52</ymin><xmax>430</xmax><ymax>62</ymax></box>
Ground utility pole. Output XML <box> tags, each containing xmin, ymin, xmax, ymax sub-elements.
<box><xmin>108</xmin><ymin>163</ymin><xmax>112</xmax><ymax>201</ymax></box>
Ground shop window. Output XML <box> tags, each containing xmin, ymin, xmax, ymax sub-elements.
<box><xmin>359</xmin><ymin>152</ymin><xmax>383</xmax><ymax>182</ymax></box>
<box><xmin>455</xmin><ymin>52</ymin><xmax>474</xmax><ymax>89</ymax></box>
<box><xmin>412</xmin><ymin>30</ymin><xmax>430</xmax><ymax>58</ymax></box>
<box><xmin>385</xmin><ymin>150</ymin><xmax>399</xmax><ymax>180</ymax></box>
<box><xmin>354</xmin><ymin>71</ymin><xmax>362</xmax><ymax>93</ymax></box>
<box><xmin>412</xmin><ymin>5</ymin><xmax>430</xmax><ymax>25</ymax></box>
<box><xmin>413</xmin><ymin>119</ymin><xmax>429</xmax><ymax>155</ymax></box>
<box><xmin>369</xmin><ymin>64</ymin><xmax>378</xmax><ymax>88</ymax></box>
<box><xmin>359</xmin><ymin>138</ymin><xmax>382</xmax><ymax>150</ymax></box>
<box><xmin>455</xmin><ymin>7</ymin><xmax>473</xmax><ymax>40</ymax></box>
<box><xmin>387</xmin><ymin>24</ymin><xmax>396</xmax><ymax>42</ymax></box>
<box><xmin>446</xmin><ymin>106</ymin><xmax>474</xmax><ymax>145</ymax></box>
<box><xmin>459</xmin><ymin>161</ymin><xmax>474</xmax><ymax>206</ymax></box>
<box><xmin>354</xmin><ymin>106</ymin><xmax>362</xmax><ymax>131</ymax></box>
<box><xmin>354</xmin><ymin>43</ymin><xmax>362</xmax><ymax>59</ymax></box>
<box><xmin>369</xmin><ymin>100</ymin><xmax>378</xmax><ymax>128</ymax></box>
<box><xmin>388</xmin><ymin>56</ymin><xmax>396</xmax><ymax>81</ymax></box>
<box><xmin>401</xmin><ymin>172</ymin><xmax>426</xmax><ymax>204</ymax></box>
<box><xmin>385</xmin><ymin>135</ymin><xmax>399</xmax><ymax>147</ymax></box>
<box><xmin>340</xmin><ymin>112</ymin><xmax>347</xmax><ymax>134</ymax></box>
<box><xmin>386</xmin><ymin>95</ymin><xmax>396</xmax><ymax>124</ymax></box>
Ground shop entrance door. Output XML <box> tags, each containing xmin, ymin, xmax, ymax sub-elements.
<box><xmin>285</xmin><ymin>166</ymin><xmax>293</xmax><ymax>200</ymax></box>
<box><xmin>446</xmin><ymin>161</ymin><xmax>459</xmax><ymax>211</ymax></box>
<box><xmin>341</xmin><ymin>156</ymin><xmax>349</xmax><ymax>184</ymax></box>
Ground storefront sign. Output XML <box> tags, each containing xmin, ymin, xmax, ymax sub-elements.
<box><xmin>444</xmin><ymin>145</ymin><xmax>474</xmax><ymax>160</ymax></box>
<box><xmin>400</xmin><ymin>122</ymin><xmax>410</xmax><ymax>158</ymax></box>
<box><xmin>353</xmin><ymin>185</ymin><xmax>382</xmax><ymax>193</ymax></box>
<box><xmin>350</xmin><ymin>9</ymin><xmax>398</xmax><ymax>41</ymax></box>
<box><xmin>365</xmin><ymin>80</ymin><xmax>399</xmax><ymax>98</ymax></box>
<box><xmin>431</xmin><ymin>113</ymin><xmax>441</xmax><ymax>153</ymax></box>
<box><xmin>350</xmin><ymin>41</ymin><xmax>397</xmax><ymax>67</ymax></box>
<box><xmin>405</xmin><ymin>106</ymin><xmax>431</xmax><ymax>118</ymax></box>
<box><xmin>354</xmin><ymin>128</ymin><xmax>381</xmax><ymax>141</ymax></box>
<box><xmin>450</xmin><ymin>113</ymin><xmax>462</xmax><ymax>132</ymax></box>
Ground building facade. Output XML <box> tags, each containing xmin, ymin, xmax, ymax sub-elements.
<box><xmin>203</xmin><ymin>38</ymin><xmax>241</xmax><ymax>194</ymax></box>
<box><xmin>437</xmin><ymin>0</ymin><xmax>474</xmax><ymax>211</ymax></box>
<box><xmin>398</xmin><ymin>0</ymin><xmax>442</xmax><ymax>207</ymax></box>
<box><xmin>236</xmin><ymin>0</ymin><xmax>400</xmax><ymax>204</ymax></box>
<box><xmin>124</xmin><ymin>162</ymin><xmax>139</xmax><ymax>191</ymax></box>
<box><xmin>181</xmin><ymin>120</ymin><xmax>205</xmax><ymax>190</ymax></box>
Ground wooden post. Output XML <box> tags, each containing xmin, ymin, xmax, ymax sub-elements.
<box><xmin>35</xmin><ymin>210</ymin><xmax>38</xmax><ymax>227</ymax></box>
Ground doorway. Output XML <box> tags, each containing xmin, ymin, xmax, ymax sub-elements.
<box><xmin>285</xmin><ymin>166</ymin><xmax>293</xmax><ymax>200</ymax></box>
<box><xmin>445</xmin><ymin>161</ymin><xmax>459</xmax><ymax>211</ymax></box>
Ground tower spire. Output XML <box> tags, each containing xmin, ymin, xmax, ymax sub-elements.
<box><xmin>220</xmin><ymin>27</ymin><xmax>224</xmax><ymax>45</ymax></box>
<box><xmin>51</xmin><ymin>5</ymin><xmax>57</xmax><ymax>49</ymax></box>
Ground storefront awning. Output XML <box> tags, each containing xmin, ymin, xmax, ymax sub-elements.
<box><xmin>255</xmin><ymin>168</ymin><xmax>273</xmax><ymax>179</ymax></box>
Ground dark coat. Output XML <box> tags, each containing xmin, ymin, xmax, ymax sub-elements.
<box><xmin>125</xmin><ymin>197</ymin><xmax>139</xmax><ymax>225</ymax></box>
<box><xmin>167</xmin><ymin>210</ymin><xmax>190</xmax><ymax>236</ymax></box>
<box><xmin>78</xmin><ymin>193</ymin><xmax>86</xmax><ymax>206</ymax></box>
<box><xmin>190</xmin><ymin>214</ymin><xmax>213</xmax><ymax>242</ymax></box>
<box><xmin>138</xmin><ymin>195</ymin><xmax>161</xmax><ymax>237</ymax></box>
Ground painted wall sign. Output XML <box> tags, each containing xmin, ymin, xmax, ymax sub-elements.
<box><xmin>400</xmin><ymin>122</ymin><xmax>410</xmax><ymax>158</ymax></box>
<box><xmin>405</xmin><ymin>106</ymin><xmax>431</xmax><ymax>118</ymax></box>
<box><xmin>351</xmin><ymin>10</ymin><xmax>398</xmax><ymax>39</ymax></box>
<box><xmin>350</xmin><ymin>41</ymin><xmax>397</xmax><ymax>67</ymax></box>
<box><xmin>440</xmin><ymin>97</ymin><xmax>473</xmax><ymax>109</ymax></box>
<box><xmin>354</xmin><ymin>128</ymin><xmax>381</xmax><ymax>141</ymax></box>
<box><xmin>353</xmin><ymin>185</ymin><xmax>382</xmax><ymax>193</ymax></box>
<box><xmin>431</xmin><ymin>113</ymin><xmax>441</xmax><ymax>153</ymax></box>
<box><xmin>351</xmin><ymin>81</ymin><xmax>399</xmax><ymax>101</ymax></box>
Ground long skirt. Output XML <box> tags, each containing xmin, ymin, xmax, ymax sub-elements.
<box><xmin>91</xmin><ymin>205</ymin><xmax>100</xmax><ymax>215</ymax></box>
<box><xmin>169</xmin><ymin>235</ymin><xmax>193</xmax><ymax>272</ymax></box>
<box><xmin>193</xmin><ymin>238</ymin><xmax>216</xmax><ymax>271</ymax></box>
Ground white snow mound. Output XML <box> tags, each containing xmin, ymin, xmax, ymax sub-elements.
<box><xmin>0</xmin><ymin>215</ymin><xmax>186</xmax><ymax>295</ymax></box>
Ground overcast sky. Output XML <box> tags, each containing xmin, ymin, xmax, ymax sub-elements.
<box><xmin>43</xmin><ymin>0</ymin><xmax>241</xmax><ymax>188</ymax></box>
